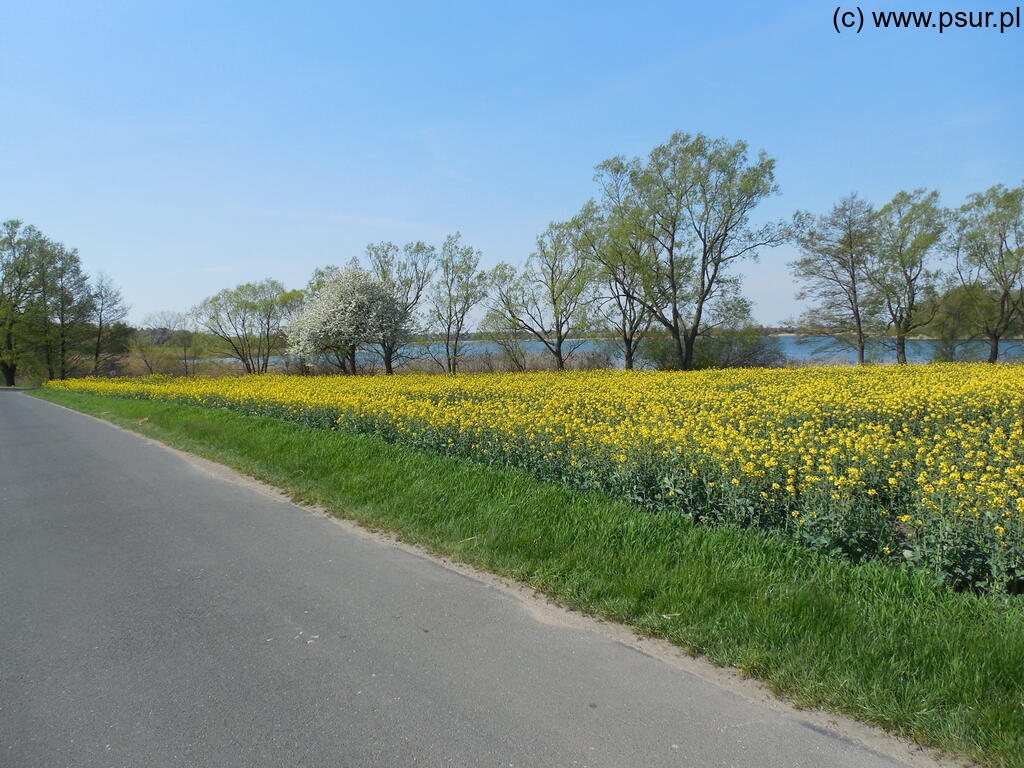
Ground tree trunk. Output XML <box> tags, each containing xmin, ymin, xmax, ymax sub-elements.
<box><xmin>988</xmin><ymin>334</ymin><xmax>1000</xmax><ymax>363</ymax></box>
<box><xmin>59</xmin><ymin>331</ymin><xmax>68</xmax><ymax>379</ymax></box>
<box><xmin>681</xmin><ymin>328</ymin><xmax>697</xmax><ymax>371</ymax></box>
<box><xmin>623</xmin><ymin>344</ymin><xmax>634</xmax><ymax>370</ymax></box>
<box><xmin>895</xmin><ymin>335</ymin><xmax>907</xmax><ymax>365</ymax></box>
<box><xmin>670</xmin><ymin>327</ymin><xmax>686</xmax><ymax>370</ymax></box>
<box><xmin>93</xmin><ymin>321</ymin><xmax>104</xmax><ymax>375</ymax></box>
<box><xmin>853</xmin><ymin>309</ymin><xmax>866</xmax><ymax>365</ymax></box>
<box><xmin>2</xmin><ymin>325</ymin><xmax>17</xmax><ymax>385</ymax></box>
<box><xmin>383</xmin><ymin>347</ymin><xmax>394</xmax><ymax>375</ymax></box>
<box><xmin>445</xmin><ymin>333</ymin><xmax>456</xmax><ymax>375</ymax></box>
<box><xmin>44</xmin><ymin>332</ymin><xmax>54</xmax><ymax>380</ymax></box>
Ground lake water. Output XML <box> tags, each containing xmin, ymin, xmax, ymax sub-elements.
<box><xmin>457</xmin><ymin>336</ymin><xmax>1023</xmax><ymax>366</ymax></box>
<box><xmin>262</xmin><ymin>335</ymin><xmax>1024</xmax><ymax>370</ymax></box>
<box><xmin>772</xmin><ymin>335</ymin><xmax>1024</xmax><ymax>364</ymax></box>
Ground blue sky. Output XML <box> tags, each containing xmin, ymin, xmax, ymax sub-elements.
<box><xmin>2</xmin><ymin>1</ymin><xmax>1020</xmax><ymax>324</ymax></box>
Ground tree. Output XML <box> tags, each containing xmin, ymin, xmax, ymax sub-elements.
<box><xmin>599</xmin><ymin>133</ymin><xmax>785</xmax><ymax>370</ymax></box>
<box><xmin>866</xmin><ymin>189</ymin><xmax>946</xmax><ymax>364</ymax></box>
<box><xmin>365</xmin><ymin>241</ymin><xmax>435</xmax><ymax>374</ymax></box>
<box><xmin>0</xmin><ymin>221</ymin><xmax>42</xmax><ymax>385</ymax></box>
<box><xmin>90</xmin><ymin>272</ymin><xmax>129</xmax><ymax>374</ymax></box>
<box><xmin>791</xmin><ymin>194</ymin><xmax>877</xmax><ymax>364</ymax></box>
<box><xmin>428</xmin><ymin>233</ymin><xmax>487</xmax><ymax>374</ymax></box>
<box><xmin>288</xmin><ymin>265</ymin><xmax>396</xmax><ymax>374</ymax></box>
<box><xmin>305</xmin><ymin>261</ymin><xmax>353</xmax><ymax>296</ymax></box>
<box><xmin>571</xmin><ymin>196</ymin><xmax>655</xmax><ymax>370</ymax></box>
<box><xmin>487</xmin><ymin>222</ymin><xmax>595</xmax><ymax>370</ymax></box>
<box><xmin>926</xmin><ymin>283</ymin><xmax>1018</xmax><ymax>361</ymax></box>
<box><xmin>479</xmin><ymin>310</ymin><xmax>528</xmax><ymax>372</ymax></box>
<box><xmin>1</xmin><ymin>220</ymin><xmax>128</xmax><ymax>383</ymax></box>
<box><xmin>640</xmin><ymin>324</ymin><xmax>785</xmax><ymax>370</ymax></box>
<box><xmin>191</xmin><ymin>279</ymin><xmax>301</xmax><ymax>374</ymax></box>
<box><xmin>593</xmin><ymin>262</ymin><xmax>653</xmax><ymax>370</ymax></box>
<box><xmin>43</xmin><ymin>240</ymin><xmax>94</xmax><ymax>380</ymax></box>
<box><xmin>949</xmin><ymin>183</ymin><xmax>1024</xmax><ymax>363</ymax></box>
<box><xmin>161</xmin><ymin>311</ymin><xmax>199</xmax><ymax>375</ymax></box>
<box><xmin>15</xmin><ymin>235</ymin><xmax>96</xmax><ymax>380</ymax></box>
<box><xmin>2</xmin><ymin>222</ymin><xmax>102</xmax><ymax>383</ymax></box>
<box><xmin>132</xmin><ymin>327</ymin><xmax>172</xmax><ymax>375</ymax></box>
<box><xmin>134</xmin><ymin>311</ymin><xmax>197</xmax><ymax>375</ymax></box>
<box><xmin>25</xmin><ymin>233</ymin><xmax>58</xmax><ymax>379</ymax></box>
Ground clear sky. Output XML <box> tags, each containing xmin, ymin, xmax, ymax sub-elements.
<box><xmin>2</xmin><ymin>1</ymin><xmax>1020</xmax><ymax>325</ymax></box>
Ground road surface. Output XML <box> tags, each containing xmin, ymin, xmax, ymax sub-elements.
<box><xmin>0</xmin><ymin>392</ymin><xmax>940</xmax><ymax>767</ymax></box>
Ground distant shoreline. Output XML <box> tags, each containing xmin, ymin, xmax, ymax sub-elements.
<box><xmin>427</xmin><ymin>333</ymin><xmax>1024</xmax><ymax>344</ymax></box>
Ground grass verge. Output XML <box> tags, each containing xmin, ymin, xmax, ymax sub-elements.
<box><xmin>33</xmin><ymin>388</ymin><xmax>1024</xmax><ymax>767</ymax></box>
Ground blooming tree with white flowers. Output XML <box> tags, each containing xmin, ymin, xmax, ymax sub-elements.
<box><xmin>288</xmin><ymin>266</ymin><xmax>400</xmax><ymax>374</ymax></box>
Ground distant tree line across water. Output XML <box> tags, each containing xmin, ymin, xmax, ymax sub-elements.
<box><xmin>3</xmin><ymin>132</ymin><xmax>1021</xmax><ymax>383</ymax></box>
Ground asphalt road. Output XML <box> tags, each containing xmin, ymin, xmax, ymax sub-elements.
<box><xmin>0</xmin><ymin>392</ymin><xmax>937</xmax><ymax>768</ymax></box>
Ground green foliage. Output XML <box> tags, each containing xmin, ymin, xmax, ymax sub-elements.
<box><xmin>791</xmin><ymin>194</ymin><xmax>877</xmax><ymax>364</ymax></box>
<box><xmin>569</xmin><ymin>199</ymin><xmax>655</xmax><ymax>370</ymax></box>
<box><xmin>948</xmin><ymin>184</ymin><xmax>1024</xmax><ymax>361</ymax></box>
<box><xmin>592</xmin><ymin>133</ymin><xmax>787</xmax><ymax>370</ymax></box>
<box><xmin>190</xmin><ymin>279</ymin><xmax>300</xmax><ymax>374</ymax></box>
<box><xmin>0</xmin><ymin>219</ymin><xmax>102</xmax><ymax>384</ymax></box>
<box><xmin>365</xmin><ymin>240</ymin><xmax>436</xmax><ymax>373</ymax></box>
<box><xmin>487</xmin><ymin>222</ymin><xmax>596</xmax><ymax>370</ymax></box>
<box><xmin>130</xmin><ymin>311</ymin><xmax>221</xmax><ymax>376</ymax></box>
<box><xmin>428</xmin><ymin>233</ymin><xmax>488</xmax><ymax>374</ymax></box>
<box><xmin>639</xmin><ymin>326</ymin><xmax>785</xmax><ymax>370</ymax></box>
<box><xmin>927</xmin><ymin>284</ymin><xmax>1022</xmax><ymax>362</ymax></box>
<box><xmin>866</xmin><ymin>189</ymin><xmax>946</xmax><ymax>362</ymax></box>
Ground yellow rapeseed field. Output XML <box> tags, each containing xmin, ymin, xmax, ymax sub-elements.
<box><xmin>47</xmin><ymin>364</ymin><xmax>1024</xmax><ymax>591</ymax></box>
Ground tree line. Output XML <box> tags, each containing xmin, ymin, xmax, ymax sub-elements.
<box><xmin>0</xmin><ymin>221</ymin><xmax>128</xmax><ymax>386</ymax></box>
<box><xmin>792</xmin><ymin>185</ymin><xmax>1024</xmax><ymax>364</ymax></box>
<box><xmin>195</xmin><ymin>132</ymin><xmax>792</xmax><ymax>376</ymax></box>
<box><xmin>4</xmin><ymin>132</ymin><xmax>1021</xmax><ymax>382</ymax></box>
<box><xmin>223</xmin><ymin>132</ymin><xmax>1021</xmax><ymax>374</ymax></box>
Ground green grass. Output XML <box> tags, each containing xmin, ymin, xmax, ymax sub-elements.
<box><xmin>33</xmin><ymin>388</ymin><xmax>1024</xmax><ymax>767</ymax></box>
